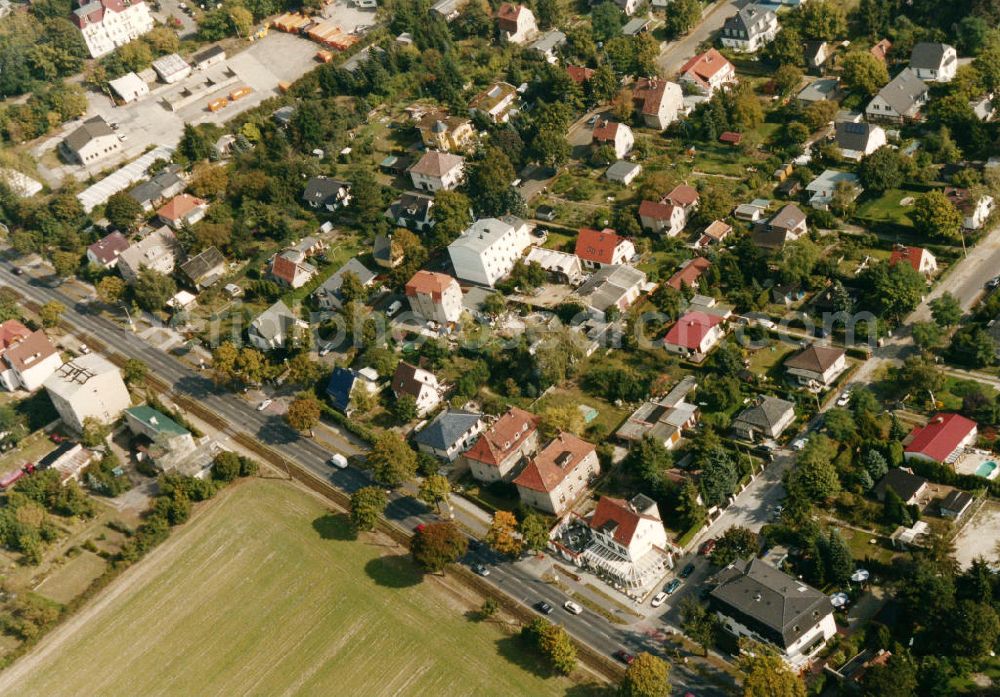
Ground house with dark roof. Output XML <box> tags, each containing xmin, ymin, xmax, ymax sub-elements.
<box><xmin>631</xmin><ymin>78</ymin><xmax>684</xmax><ymax>130</ymax></box>
<box><xmin>904</xmin><ymin>413</ymin><xmax>977</xmax><ymax>464</ymax></box>
<box><xmin>939</xmin><ymin>489</ymin><xmax>974</xmax><ymax>519</ymax></box>
<box><xmin>944</xmin><ymin>186</ymin><xmax>995</xmax><ymax>230</ymax></box>
<box><xmin>616</xmin><ymin>376</ymin><xmax>699</xmax><ymax>450</ymax></box>
<box><xmin>710</xmin><ymin>558</ymin><xmax>836</xmax><ymax>666</ymax></box>
<box><xmin>60</xmin><ymin>116</ymin><xmax>121</xmax><ymax>165</ymax></box>
<box><xmin>301</xmin><ymin>176</ymin><xmax>351</xmax><ymax>212</ymax></box>
<box><xmin>87</xmin><ymin>231</ymin><xmax>130</xmax><ymax>269</ymax></box>
<box><xmin>835</xmin><ymin>121</ymin><xmax>886</xmax><ymax>161</ymax></box>
<box><xmin>514</xmin><ymin>432</ymin><xmax>600</xmax><ymax>515</ymax></box>
<box><xmin>752</xmin><ymin>203</ymin><xmax>808</xmax><ymax>250</ymax></box>
<box><xmin>581</xmin><ymin>494</ymin><xmax>673</xmax><ymax>588</ymax></box>
<box><xmin>464</xmin><ymin>407</ymin><xmax>540</xmax><ymax>483</ymax></box>
<box><xmin>732</xmin><ymin>396</ymin><xmax>795</xmax><ymax>440</ymax></box>
<box><xmin>784</xmin><ymin>345</ymin><xmax>847</xmax><ymax>387</ymax></box>
<box><xmin>721</xmin><ymin>4</ymin><xmax>779</xmax><ymax>53</ymax></box>
<box><xmin>391</xmin><ymin>362</ymin><xmax>442</xmax><ymax>417</ymax></box>
<box><xmin>795</xmin><ymin>77</ymin><xmax>841</xmax><ymax>105</ymax></box>
<box><xmin>128</xmin><ymin>165</ymin><xmax>185</xmax><ymax>211</ymax></box>
<box><xmin>495</xmin><ymin>2</ymin><xmax>537</xmax><ymax>44</ymax></box>
<box><xmin>638</xmin><ymin>200</ymin><xmax>686</xmax><ymax>236</ymax></box>
<box><xmin>873</xmin><ymin>468</ymin><xmax>929</xmax><ymax>505</ymax></box>
<box><xmin>865</xmin><ymin>68</ymin><xmax>928</xmax><ymax>122</ymax></box>
<box><xmin>180</xmin><ymin>246</ymin><xmax>226</xmax><ymax>290</ymax></box>
<box><xmin>313</xmin><ymin>258</ymin><xmax>377</xmax><ymax>311</ymax></box>
<box><xmin>574</xmin><ymin>228</ymin><xmax>635</xmax><ymax>268</ymax></box>
<box><xmin>529</xmin><ymin>29</ymin><xmax>566</xmax><ymax>63</ymax></box>
<box><xmin>413</xmin><ymin>409</ymin><xmax>485</xmax><ymax>461</ymax></box>
<box><xmin>592</xmin><ymin>120</ymin><xmax>634</xmax><ymax>159</ymax></box>
<box><xmin>325</xmin><ymin>366</ymin><xmax>380</xmax><ymax>414</ymax></box>
<box><xmin>909</xmin><ymin>42</ymin><xmax>957</xmax><ymax>83</ymax></box>
<box><xmin>803</xmin><ymin>40</ymin><xmax>830</xmax><ymax>70</ymax></box>
<box><xmin>385</xmin><ymin>192</ymin><xmax>435</xmax><ymax>231</ymax></box>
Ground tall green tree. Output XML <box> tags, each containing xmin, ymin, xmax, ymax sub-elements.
<box><xmin>619</xmin><ymin>652</ymin><xmax>670</xmax><ymax>697</ymax></box>
<box><xmin>740</xmin><ymin>642</ymin><xmax>806</xmax><ymax>697</ymax></box>
<box><xmin>368</xmin><ymin>431</ymin><xmax>418</xmax><ymax>487</ymax></box>
<box><xmin>411</xmin><ymin>521</ymin><xmax>468</xmax><ymax>572</ymax></box>
<box><xmin>911</xmin><ymin>191</ymin><xmax>963</xmax><ymax>241</ymax></box>
<box><xmin>350</xmin><ymin>486</ymin><xmax>387</xmax><ymax>531</ymax></box>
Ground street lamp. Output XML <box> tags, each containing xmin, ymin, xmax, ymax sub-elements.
<box><xmin>120</xmin><ymin>304</ymin><xmax>134</xmax><ymax>330</ymax></box>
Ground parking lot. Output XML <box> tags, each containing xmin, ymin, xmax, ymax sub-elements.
<box><xmin>952</xmin><ymin>498</ymin><xmax>1000</xmax><ymax>569</ymax></box>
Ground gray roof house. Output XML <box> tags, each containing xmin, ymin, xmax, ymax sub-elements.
<box><xmin>732</xmin><ymin>396</ymin><xmax>795</xmax><ymax>440</ymax></box>
<box><xmin>128</xmin><ymin>165</ymin><xmax>185</xmax><ymax>211</ymax></box>
<box><xmin>313</xmin><ymin>258</ymin><xmax>378</xmax><ymax>311</ymax></box>
<box><xmin>302</xmin><ymin>176</ymin><xmax>351</xmax><ymax>212</ymax></box>
<box><xmin>180</xmin><ymin>246</ymin><xmax>227</xmax><ymax>289</ymax></box>
<box><xmin>721</xmin><ymin>4</ymin><xmax>779</xmax><ymax>53</ymax></box>
<box><xmin>248</xmin><ymin>301</ymin><xmax>308</xmax><ymax>352</ymax></box>
<box><xmin>60</xmin><ymin>116</ymin><xmax>121</xmax><ymax>166</ymax></box>
<box><xmin>606</xmin><ymin>160</ymin><xmax>643</xmax><ymax>185</ymax></box>
<box><xmin>796</xmin><ymin>77</ymin><xmax>841</xmax><ymax>105</ymax></box>
<box><xmin>574</xmin><ymin>264</ymin><xmax>647</xmax><ymax>320</ymax></box>
<box><xmin>529</xmin><ymin>29</ymin><xmax>566</xmax><ymax>63</ymax></box>
<box><xmin>751</xmin><ymin>203</ymin><xmax>807</xmax><ymax>250</ymax></box>
<box><xmin>865</xmin><ymin>68</ymin><xmax>928</xmax><ymax>122</ymax></box>
<box><xmin>413</xmin><ymin>409</ymin><xmax>486</xmax><ymax>461</ymax></box>
<box><xmin>385</xmin><ymin>192</ymin><xmax>435</xmax><ymax>231</ymax></box>
<box><xmin>909</xmin><ymin>42</ymin><xmax>957</xmax><ymax>83</ymax></box>
<box><xmin>835</xmin><ymin>121</ymin><xmax>887</xmax><ymax>161</ymax></box>
<box><xmin>710</xmin><ymin>558</ymin><xmax>836</xmax><ymax>666</ymax></box>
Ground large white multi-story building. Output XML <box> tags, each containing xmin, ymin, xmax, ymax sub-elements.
<box><xmin>71</xmin><ymin>0</ymin><xmax>155</xmax><ymax>59</ymax></box>
<box><xmin>405</xmin><ymin>270</ymin><xmax>464</xmax><ymax>325</ymax></box>
<box><xmin>43</xmin><ymin>354</ymin><xmax>131</xmax><ymax>433</ymax></box>
<box><xmin>448</xmin><ymin>217</ymin><xmax>533</xmax><ymax>287</ymax></box>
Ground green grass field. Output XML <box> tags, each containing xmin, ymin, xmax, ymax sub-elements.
<box><xmin>9</xmin><ymin>480</ymin><xmax>581</xmax><ymax>697</ymax></box>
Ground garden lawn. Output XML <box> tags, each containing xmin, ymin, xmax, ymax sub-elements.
<box><xmin>5</xmin><ymin>480</ymin><xmax>579</xmax><ymax>697</ymax></box>
<box><xmin>855</xmin><ymin>188</ymin><xmax>918</xmax><ymax>228</ymax></box>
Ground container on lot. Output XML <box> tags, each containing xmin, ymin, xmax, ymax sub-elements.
<box><xmin>316</xmin><ymin>50</ymin><xmax>333</xmax><ymax>63</ymax></box>
<box><xmin>208</xmin><ymin>97</ymin><xmax>229</xmax><ymax>112</ymax></box>
<box><xmin>229</xmin><ymin>86</ymin><xmax>253</xmax><ymax>101</ymax></box>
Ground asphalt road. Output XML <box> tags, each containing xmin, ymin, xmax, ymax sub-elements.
<box><xmin>0</xmin><ymin>262</ymin><xmax>730</xmax><ymax>695</ymax></box>
<box><xmin>657</xmin><ymin>0</ymin><xmax>741</xmax><ymax>78</ymax></box>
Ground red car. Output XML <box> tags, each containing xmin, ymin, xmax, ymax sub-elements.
<box><xmin>49</xmin><ymin>433</ymin><xmax>65</xmax><ymax>443</ymax></box>
<box><xmin>699</xmin><ymin>539</ymin><xmax>717</xmax><ymax>556</ymax></box>
<box><xmin>613</xmin><ymin>650</ymin><xmax>635</xmax><ymax>665</ymax></box>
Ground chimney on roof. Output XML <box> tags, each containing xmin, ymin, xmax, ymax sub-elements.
<box><xmin>150</xmin><ymin>416</ymin><xmax>158</xmax><ymax>425</ymax></box>
<box><xmin>753</xmin><ymin>592</ymin><xmax>762</xmax><ymax>602</ymax></box>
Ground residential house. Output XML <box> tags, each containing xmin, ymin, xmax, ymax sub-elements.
<box><xmin>805</xmin><ymin>169</ymin><xmax>861</xmax><ymax>210</ymax></box>
<box><xmin>631</xmin><ymin>78</ymin><xmax>684</xmax><ymax>130</ymax></box>
<box><xmin>904</xmin><ymin>413</ymin><xmax>978</xmax><ymax>464</ymax></box>
<box><xmin>529</xmin><ymin>29</ymin><xmax>566</xmax><ymax>63</ymax></box>
<box><xmin>582</xmin><ymin>494</ymin><xmax>673</xmax><ymax>589</ymax></box>
<box><xmin>0</xmin><ymin>322</ymin><xmax>61</xmax><ymax>392</ymax></box>
<box><xmin>613</xmin><ymin>0</ymin><xmax>640</xmax><ymax>15</ymax></box>
<box><xmin>151</xmin><ymin>53</ymin><xmax>190</xmax><ymax>83</ymax></box>
<box><xmin>696</xmin><ymin>220</ymin><xmax>733</xmax><ymax>248</ymax></box>
<box><xmin>803</xmin><ymin>41</ymin><xmax>830</xmax><ymax>70</ymax></box>
<box><xmin>373</xmin><ymin>233</ymin><xmax>404</xmax><ymax>269</ymax></box>
<box><xmin>464</xmin><ymin>407</ymin><xmax>540</xmax><ymax>482</ymax></box>
<box><xmin>606</xmin><ymin>161</ymin><xmax>642</xmax><ymax>185</ymax></box>
<box><xmin>721</xmin><ymin>4</ymin><xmax>780</xmax><ymax>53</ymax></box>
<box><xmin>889</xmin><ymin>245</ymin><xmax>937</xmax><ymax>275</ymax></box>
<box><xmin>391</xmin><ymin>362</ymin><xmax>443</xmax><ymax>417</ymax></box>
<box><xmin>469</xmin><ymin>82</ymin><xmax>518</xmax><ymax>123</ymax></box>
<box><xmin>125</xmin><ymin>405</ymin><xmax>217</xmax><ymax>477</ymax></box>
<box><xmin>525</xmin><ymin>247</ymin><xmax>584</xmax><ymax>285</ymax></box>
<box><xmin>86</xmin><ymin>231</ymin><xmax>130</xmax><ymax>269</ymax></box>
<box><xmin>566</xmin><ymin>65</ymin><xmax>596</xmax><ymax>84</ymax></box>
<box><xmin>639</xmin><ymin>200</ymin><xmax>686</xmax><ymax>236</ymax></box>
<box><xmin>39</xmin><ymin>443</ymin><xmax>96</xmax><ymax>484</ymax></box>
<box><xmin>71</xmin><ymin>0</ymin><xmax>154</xmax><ymax>58</ymax></box>
<box><xmin>409</xmin><ymin>151</ymin><xmax>465</xmax><ymax>192</ymax></box>
<box><xmin>666</xmin><ymin>257</ymin><xmax>711</xmax><ymax>291</ymax></box>
<box><xmin>734</xmin><ymin>198</ymin><xmax>769</xmax><ymax>222</ymax></box>
<box><xmin>180</xmin><ymin>246</ymin><xmax>226</xmax><ymax>290</ymax></box>
<box><xmin>835</xmin><ymin>121</ymin><xmax>887</xmax><ymax>161</ymax></box>
<box><xmin>873</xmin><ymin>468</ymin><xmax>929</xmax><ymax>505</ymax></box>
<box><xmin>592</xmin><ymin>120</ymin><xmax>634</xmax><ymax>159</ymax></box>
<box><xmin>302</xmin><ymin>176</ymin><xmax>351</xmax><ymax>212</ymax></box>
<box><xmin>43</xmin><ymin>353</ymin><xmax>131</xmax><ymax>432</ymax></box>
<box><xmin>128</xmin><ymin>166</ymin><xmax>185</xmax><ymax>211</ymax></box>
<box><xmin>971</xmin><ymin>95</ymin><xmax>995</xmax><ymax>122</ymax></box>
<box><xmin>535</xmin><ymin>205</ymin><xmax>557</xmax><ymax>222</ymax></box>
<box><xmin>109</xmin><ymin>72</ymin><xmax>149</xmax><ymax>103</ymax></box>
<box><xmin>944</xmin><ymin>187</ymin><xmax>995</xmax><ymax>230</ymax></box>
<box><xmin>413</xmin><ymin>409</ymin><xmax>486</xmax><ymax>461</ymax></box>
<box><xmin>247</xmin><ymin>300</ymin><xmax>308</xmax><ymax>351</ymax></box>
<box><xmin>784</xmin><ymin>345</ymin><xmax>847</xmax><ymax>388</ymax></box>
<box><xmin>326</xmin><ymin>366</ymin><xmax>380</xmax><ymax>414</ymax></box>
<box><xmin>117</xmin><ymin>226</ymin><xmax>181</xmax><ymax>284</ymax></box>
<box><xmin>663</xmin><ymin>311</ymin><xmax>726</xmax><ymax>357</ymax></box>
<box><xmin>710</xmin><ymin>558</ymin><xmax>837</xmax><ymax>667</ymax></box>
<box><xmin>0</xmin><ymin>168</ymin><xmax>43</xmax><ymax>198</ymax></box>
<box><xmin>156</xmin><ymin>194</ymin><xmax>208</xmax><ymax>230</ymax></box>
<box><xmin>574</xmin><ymin>265</ymin><xmax>647</xmax><ymax>320</ymax></box>
<box><xmin>732</xmin><ymin>396</ymin><xmax>796</xmax><ymax>440</ymax></box>
<box><xmin>939</xmin><ymin>489</ymin><xmax>974</xmax><ymax>520</ymax></box>
<box><xmin>418</xmin><ymin>112</ymin><xmax>476</xmax><ymax>153</ymax></box>
<box><xmin>752</xmin><ymin>203</ymin><xmax>808</xmax><ymax>250</ymax></box>
<box><xmin>448</xmin><ymin>216</ymin><xmax>533</xmax><ymax>287</ymax></box>
<box><xmin>865</xmin><ymin>68</ymin><xmax>928</xmax><ymax>122</ymax></box>
<box><xmin>270</xmin><ymin>236</ymin><xmax>325</xmax><ymax>289</ymax></box>
<box><xmin>795</xmin><ymin>77</ymin><xmax>841</xmax><ymax>106</ymax></box>
<box><xmin>314</xmin><ymin>258</ymin><xmax>378</xmax><ymax>311</ymax></box>
<box><xmin>870</xmin><ymin>38</ymin><xmax>891</xmax><ymax>63</ymax></box>
<box><xmin>60</xmin><ymin>116</ymin><xmax>121</xmax><ymax>165</ymax></box>
<box><xmin>665</xmin><ymin>185</ymin><xmax>700</xmax><ymax>214</ymax></box>
<box><xmin>622</xmin><ymin>16</ymin><xmax>653</xmax><ymax>36</ymax></box>
<box><xmin>385</xmin><ymin>193</ymin><xmax>435</xmax><ymax>231</ymax></box>
<box><xmin>406</xmin><ymin>270</ymin><xmax>464</xmax><ymax>324</ymax></box>
<box><xmin>495</xmin><ymin>3</ymin><xmax>537</xmax><ymax>44</ymax></box>
<box><xmin>616</xmin><ymin>376</ymin><xmax>699</xmax><ymax>450</ymax></box>
<box><xmin>514</xmin><ymin>432</ymin><xmax>600</xmax><ymax>515</ymax></box>
<box><xmin>430</xmin><ymin>0</ymin><xmax>465</xmax><ymax>21</ymax></box>
<box><xmin>575</xmin><ymin>227</ymin><xmax>635</xmax><ymax>268</ymax></box>
<box><xmin>909</xmin><ymin>42</ymin><xmax>958</xmax><ymax>83</ymax></box>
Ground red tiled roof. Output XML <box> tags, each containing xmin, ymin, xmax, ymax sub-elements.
<box><xmin>680</xmin><ymin>49</ymin><xmax>733</xmax><ymax>84</ymax></box>
<box><xmin>663</xmin><ymin>311</ymin><xmax>724</xmax><ymax>350</ymax></box>
<box><xmin>406</xmin><ymin>270</ymin><xmax>458</xmax><ymax>299</ymax></box>
<box><xmin>889</xmin><ymin>245</ymin><xmax>931</xmax><ymax>273</ymax></box>
<box><xmin>589</xmin><ymin>496</ymin><xmax>657</xmax><ymax>547</ymax></box>
<box><xmin>703</xmin><ymin>220</ymin><xmax>732</xmax><ymax>241</ymax></box>
<box><xmin>496</xmin><ymin>2</ymin><xmax>524</xmax><ymax>31</ymax></box>
<box><xmin>667</xmin><ymin>257</ymin><xmax>711</xmax><ymax>291</ymax></box>
<box><xmin>666</xmin><ymin>184</ymin><xmax>699</xmax><ymax>208</ymax></box>
<box><xmin>271</xmin><ymin>254</ymin><xmax>299</xmax><ymax>285</ymax></box>
<box><xmin>0</xmin><ymin>320</ymin><xmax>31</xmax><ymax>351</ymax></box>
<box><xmin>905</xmin><ymin>413</ymin><xmax>977</xmax><ymax>462</ymax></box>
<box><xmin>513</xmin><ymin>432</ymin><xmax>595</xmax><ymax>493</ymax></box>
<box><xmin>575</xmin><ymin>227</ymin><xmax>627</xmax><ymax>265</ymax></box>
<box><xmin>592</xmin><ymin>119</ymin><xmax>621</xmax><ymax>143</ymax></box>
<box><xmin>632</xmin><ymin>78</ymin><xmax>667</xmax><ymax>116</ymax></box>
<box><xmin>465</xmin><ymin>407</ymin><xmax>539</xmax><ymax>467</ymax></box>
<box><xmin>88</xmin><ymin>231</ymin><xmax>130</xmax><ymax>265</ymax></box>
<box><xmin>719</xmin><ymin>131</ymin><xmax>742</xmax><ymax>144</ymax></box>
<box><xmin>566</xmin><ymin>66</ymin><xmax>595</xmax><ymax>84</ymax></box>
<box><xmin>3</xmin><ymin>330</ymin><xmax>56</xmax><ymax>372</ymax></box>
<box><xmin>156</xmin><ymin>194</ymin><xmax>206</xmax><ymax>223</ymax></box>
<box><xmin>871</xmin><ymin>39</ymin><xmax>892</xmax><ymax>63</ymax></box>
<box><xmin>638</xmin><ymin>199</ymin><xmax>677</xmax><ymax>221</ymax></box>
<box><xmin>943</xmin><ymin>186</ymin><xmax>975</xmax><ymax>214</ymax></box>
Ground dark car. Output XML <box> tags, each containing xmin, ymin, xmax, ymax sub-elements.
<box><xmin>472</xmin><ymin>563</ymin><xmax>490</xmax><ymax>577</ymax></box>
<box><xmin>665</xmin><ymin>579</ymin><xmax>682</xmax><ymax>595</ymax></box>
<box><xmin>12</xmin><ymin>267</ymin><xmax>24</xmax><ymax>276</ymax></box>
<box><xmin>680</xmin><ymin>563</ymin><xmax>695</xmax><ymax>579</ymax></box>
<box><xmin>535</xmin><ymin>601</ymin><xmax>554</xmax><ymax>615</ymax></box>
<box><xmin>988</xmin><ymin>276</ymin><xmax>1000</xmax><ymax>290</ymax></box>
<box><xmin>613</xmin><ymin>650</ymin><xmax>635</xmax><ymax>665</ymax></box>
<box><xmin>699</xmin><ymin>539</ymin><xmax>717</xmax><ymax>556</ymax></box>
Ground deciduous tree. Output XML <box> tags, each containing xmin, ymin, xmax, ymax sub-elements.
<box><xmin>619</xmin><ymin>652</ymin><xmax>670</xmax><ymax>697</ymax></box>
<box><xmin>368</xmin><ymin>431</ymin><xmax>417</xmax><ymax>487</ymax></box>
<box><xmin>841</xmin><ymin>51</ymin><xmax>889</xmax><ymax>97</ymax></box>
<box><xmin>285</xmin><ymin>393</ymin><xmax>322</xmax><ymax>432</ymax></box>
<box><xmin>486</xmin><ymin>510</ymin><xmax>523</xmax><ymax>556</ymax></box>
<box><xmin>350</xmin><ymin>485</ymin><xmax>387</xmax><ymax>531</ymax></box>
<box><xmin>740</xmin><ymin>642</ymin><xmax>806</xmax><ymax>697</ymax></box>
<box><xmin>711</xmin><ymin>526</ymin><xmax>758</xmax><ymax>566</ymax></box>
<box><xmin>411</xmin><ymin>521</ymin><xmax>467</xmax><ymax>572</ymax></box>
<box><xmin>911</xmin><ymin>190</ymin><xmax>963</xmax><ymax>241</ymax></box>
<box><xmin>418</xmin><ymin>474</ymin><xmax>451</xmax><ymax>514</ymax></box>
<box><xmin>39</xmin><ymin>300</ymin><xmax>64</xmax><ymax>328</ymax></box>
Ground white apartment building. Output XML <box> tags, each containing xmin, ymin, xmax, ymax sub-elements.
<box><xmin>448</xmin><ymin>217</ymin><xmax>533</xmax><ymax>287</ymax></box>
<box><xmin>405</xmin><ymin>270</ymin><xmax>464</xmax><ymax>325</ymax></box>
<box><xmin>43</xmin><ymin>354</ymin><xmax>131</xmax><ymax>432</ymax></box>
<box><xmin>117</xmin><ymin>226</ymin><xmax>181</xmax><ymax>283</ymax></box>
<box><xmin>71</xmin><ymin>0</ymin><xmax>155</xmax><ymax>59</ymax></box>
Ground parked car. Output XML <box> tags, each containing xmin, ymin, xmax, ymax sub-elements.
<box><xmin>328</xmin><ymin>453</ymin><xmax>349</xmax><ymax>469</ymax></box>
<box><xmin>386</xmin><ymin>300</ymin><xmax>402</xmax><ymax>316</ymax></box>
<box><xmin>836</xmin><ymin>390</ymin><xmax>852</xmax><ymax>407</ymax></box>
<box><xmin>987</xmin><ymin>276</ymin><xmax>1000</xmax><ymax>289</ymax></box>
<box><xmin>791</xmin><ymin>437</ymin><xmax>807</xmax><ymax>451</ymax></box>
<box><xmin>665</xmin><ymin>579</ymin><xmax>682</xmax><ymax>595</ymax></box>
<box><xmin>257</xmin><ymin>399</ymin><xmax>273</xmax><ymax>411</ymax></box>
<box><xmin>699</xmin><ymin>539</ymin><xmax>717</xmax><ymax>556</ymax></box>
<box><xmin>563</xmin><ymin>601</ymin><xmax>583</xmax><ymax>615</ymax></box>
<box><xmin>473</xmin><ymin>563</ymin><xmax>490</xmax><ymax>577</ymax></box>
<box><xmin>650</xmin><ymin>591</ymin><xmax>668</xmax><ymax>608</ymax></box>
<box><xmin>11</xmin><ymin>267</ymin><xmax>23</xmax><ymax>275</ymax></box>
<box><xmin>535</xmin><ymin>601</ymin><xmax>554</xmax><ymax>615</ymax></box>
<box><xmin>319</xmin><ymin>343</ymin><xmax>333</xmax><ymax>356</ymax></box>
<box><xmin>613</xmin><ymin>650</ymin><xmax>635</xmax><ymax>665</ymax></box>
<box><xmin>680</xmin><ymin>563</ymin><xmax>695</xmax><ymax>579</ymax></box>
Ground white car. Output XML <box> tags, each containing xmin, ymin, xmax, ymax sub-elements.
<box><xmin>563</xmin><ymin>601</ymin><xmax>583</xmax><ymax>615</ymax></box>
<box><xmin>650</xmin><ymin>591</ymin><xmax>668</xmax><ymax>608</ymax></box>
<box><xmin>319</xmin><ymin>343</ymin><xmax>333</xmax><ymax>357</ymax></box>
<box><xmin>791</xmin><ymin>437</ymin><xmax>807</xmax><ymax>451</ymax></box>
<box><xmin>328</xmin><ymin>454</ymin><xmax>349</xmax><ymax>469</ymax></box>
<box><xmin>836</xmin><ymin>391</ymin><xmax>852</xmax><ymax>407</ymax></box>
<box><xmin>257</xmin><ymin>399</ymin><xmax>273</xmax><ymax>411</ymax></box>
<box><xmin>386</xmin><ymin>300</ymin><xmax>402</xmax><ymax>316</ymax></box>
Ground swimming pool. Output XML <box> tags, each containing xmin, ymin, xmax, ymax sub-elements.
<box><xmin>975</xmin><ymin>460</ymin><xmax>999</xmax><ymax>479</ymax></box>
